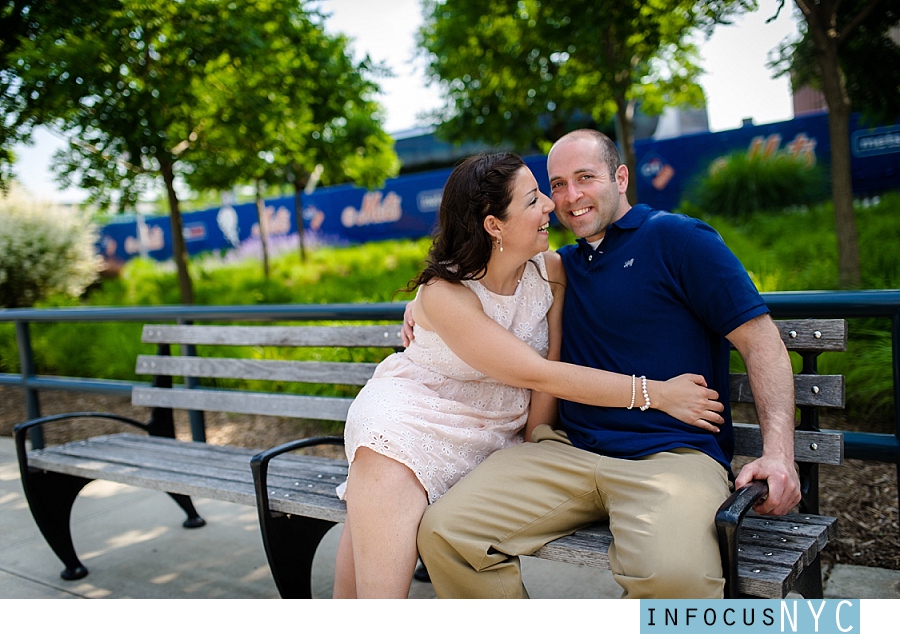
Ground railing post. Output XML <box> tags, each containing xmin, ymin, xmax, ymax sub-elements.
<box><xmin>177</xmin><ymin>317</ymin><xmax>206</xmax><ymax>442</ymax></box>
<box><xmin>14</xmin><ymin>320</ymin><xmax>43</xmax><ymax>449</ymax></box>
<box><xmin>893</xmin><ymin>311</ymin><xmax>900</xmax><ymax>537</ymax></box>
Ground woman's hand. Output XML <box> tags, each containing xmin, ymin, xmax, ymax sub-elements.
<box><xmin>400</xmin><ymin>301</ymin><xmax>416</xmax><ymax>347</ymax></box>
<box><xmin>650</xmin><ymin>374</ymin><xmax>724</xmax><ymax>432</ymax></box>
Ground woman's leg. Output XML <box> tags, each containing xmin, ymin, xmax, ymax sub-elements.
<box><xmin>340</xmin><ymin>447</ymin><xmax>428</xmax><ymax>598</ymax></box>
<box><xmin>332</xmin><ymin>520</ymin><xmax>357</xmax><ymax>598</ymax></box>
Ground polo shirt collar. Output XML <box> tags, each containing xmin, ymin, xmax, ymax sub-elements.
<box><xmin>613</xmin><ymin>203</ymin><xmax>653</xmax><ymax>230</ymax></box>
<box><xmin>574</xmin><ymin>204</ymin><xmax>654</xmax><ymax>250</ymax></box>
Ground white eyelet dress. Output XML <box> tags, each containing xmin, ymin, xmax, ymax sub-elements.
<box><xmin>337</xmin><ymin>252</ymin><xmax>553</xmax><ymax>504</ymax></box>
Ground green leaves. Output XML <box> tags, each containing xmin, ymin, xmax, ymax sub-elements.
<box><xmin>418</xmin><ymin>0</ymin><xmax>750</xmax><ymax>200</ymax></box>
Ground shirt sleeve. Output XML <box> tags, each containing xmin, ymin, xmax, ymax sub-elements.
<box><xmin>675</xmin><ymin>220</ymin><xmax>769</xmax><ymax>337</ymax></box>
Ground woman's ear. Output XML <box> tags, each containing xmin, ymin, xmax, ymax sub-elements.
<box><xmin>483</xmin><ymin>215</ymin><xmax>502</xmax><ymax>241</ymax></box>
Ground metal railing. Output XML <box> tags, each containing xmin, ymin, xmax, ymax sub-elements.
<box><xmin>2</xmin><ymin>291</ymin><xmax>899</xmax><ymax>508</ymax></box>
<box><xmin>0</xmin><ymin>303</ymin><xmax>406</xmax><ymax>446</ymax></box>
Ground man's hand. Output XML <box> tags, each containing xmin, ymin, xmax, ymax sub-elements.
<box><xmin>400</xmin><ymin>301</ymin><xmax>416</xmax><ymax>347</ymax></box>
<box><xmin>733</xmin><ymin>454</ymin><xmax>801</xmax><ymax>516</ymax></box>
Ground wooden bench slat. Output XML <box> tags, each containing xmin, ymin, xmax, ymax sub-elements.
<box><xmin>141</xmin><ymin>324</ymin><xmax>403</xmax><ymax>348</ymax></box>
<box><xmin>743</xmin><ymin>513</ymin><xmax>838</xmax><ymax>550</ymax></box>
<box><xmin>730</xmin><ymin>373</ymin><xmax>844</xmax><ymax>408</ymax></box>
<box><xmin>38</xmin><ymin>438</ymin><xmax>345</xmax><ymax>502</ymax></box>
<box><xmin>132</xmin><ymin>387</ymin><xmax>354</xmax><ymax>421</ymax></box>
<box><xmin>95</xmin><ymin>434</ymin><xmax>351</xmax><ymax>486</ymax></box>
<box><xmin>28</xmin><ymin>449</ymin><xmax>259</xmax><ymax>506</ymax></box>
<box><xmin>737</xmin><ymin>560</ymin><xmax>796</xmax><ymax>598</ymax></box>
<box><xmin>733</xmin><ymin>424</ymin><xmax>844</xmax><ymax>465</ymax></box>
<box><xmin>136</xmin><ymin>355</ymin><xmax>378</xmax><ymax>386</ymax></box>
<box><xmin>28</xmin><ymin>437</ymin><xmax>348</xmax><ymax>523</ymax></box>
<box><xmin>737</xmin><ymin>528</ymin><xmax>821</xmax><ymax>568</ymax></box>
<box><xmin>33</xmin><ymin>440</ymin><xmax>256</xmax><ymax>488</ymax></box>
<box><xmin>773</xmin><ymin>319</ymin><xmax>847</xmax><ymax>352</ymax></box>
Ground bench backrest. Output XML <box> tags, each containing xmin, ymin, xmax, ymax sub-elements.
<box><xmin>730</xmin><ymin>319</ymin><xmax>846</xmax><ymax>467</ymax></box>
<box><xmin>133</xmin><ymin>324</ymin><xmax>403</xmax><ymax>422</ymax></box>
<box><xmin>131</xmin><ymin>319</ymin><xmax>845</xmax><ymax>466</ymax></box>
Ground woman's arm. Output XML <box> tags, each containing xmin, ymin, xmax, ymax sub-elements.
<box><xmin>524</xmin><ymin>252</ymin><xmax>564</xmax><ymax>441</ymax></box>
<box><xmin>416</xmin><ymin>268</ymin><xmax>724</xmax><ymax>428</ymax></box>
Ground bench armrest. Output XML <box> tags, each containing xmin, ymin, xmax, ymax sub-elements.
<box><xmin>715</xmin><ymin>479</ymin><xmax>769</xmax><ymax>599</ymax></box>
<box><xmin>249</xmin><ymin>436</ymin><xmax>345</xmax><ymax>517</ymax></box>
<box><xmin>14</xmin><ymin>412</ymin><xmax>152</xmax><ymax>473</ymax></box>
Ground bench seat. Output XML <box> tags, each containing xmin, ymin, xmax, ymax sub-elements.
<box><xmin>23</xmin><ymin>430</ymin><xmax>838</xmax><ymax>599</ymax></box>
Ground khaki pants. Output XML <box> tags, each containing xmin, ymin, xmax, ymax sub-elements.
<box><xmin>417</xmin><ymin>425</ymin><xmax>732</xmax><ymax>598</ymax></box>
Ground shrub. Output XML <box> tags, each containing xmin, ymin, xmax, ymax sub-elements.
<box><xmin>0</xmin><ymin>187</ymin><xmax>103</xmax><ymax>308</ymax></box>
<box><xmin>693</xmin><ymin>150</ymin><xmax>827</xmax><ymax>219</ymax></box>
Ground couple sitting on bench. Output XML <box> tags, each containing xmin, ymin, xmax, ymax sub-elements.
<box><xmin>333</xmin><ymin>129</ymin><xmax>801</xmax><ymax>599</ymax></box>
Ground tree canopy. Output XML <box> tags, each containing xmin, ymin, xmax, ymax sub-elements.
<box><xmin>768</xmin><ymin>0</ymin><xmax>899</xmax><ymax>288</ymax></box>
<box><xmin>771</xmin><ymin>0</ymin><xmax>900</xmax><ymax>125</ymax></box>
<box><xmin>418</xmin><ymin>0</ymin><xmax>754</xmax><ymax>201</ymax></box>
<box><xmin>1</xmin><ymin>0</ymin><xmax>397</xmax><ymax>301</ymax></box>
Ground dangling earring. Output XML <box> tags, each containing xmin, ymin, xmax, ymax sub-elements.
<box><xmin>497</xmin><ymin>236</ymin><xmax>503</xmax><ymax>252</ymax></box>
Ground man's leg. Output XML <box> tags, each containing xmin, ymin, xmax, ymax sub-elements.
<box><xmin>417</xmin><ymin>426</ymin><xmax>605</xmax><ymax>598</ymax></box>
<box><xmin>602</xmin><ymin>448</ymin><xmax>732</xmax><ymax>598</ymax></box>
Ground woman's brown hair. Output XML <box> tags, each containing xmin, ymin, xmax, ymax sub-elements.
<box><xmin>406</xmin><ymin>152</ymin><xmax>525</xmax><ymax>292</ymax></box>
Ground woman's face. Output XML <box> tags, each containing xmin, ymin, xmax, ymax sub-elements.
<box><xmin>496</xmin><ymin>166</ymin><xmax>555</xmax><ymax>259</ymax></box>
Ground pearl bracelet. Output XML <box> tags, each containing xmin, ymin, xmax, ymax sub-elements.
<box><xmin>639</xmin><ymin>375</ymin><xmax>651</xmax><ymax>411</ymax></box>
<box><xmin>627</xmin><ymin>374</ymin><xmax>636</xmax><ymax>410</ymax></box>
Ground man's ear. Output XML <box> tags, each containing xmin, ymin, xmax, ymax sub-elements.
<box><xmin>615</xmin><ymin>164</ymin><xmax>629</xmax><ymax>194</ymax></box>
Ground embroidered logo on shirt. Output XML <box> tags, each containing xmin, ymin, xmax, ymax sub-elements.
<box><xmin>624</xmin><ymin>258</ymin><xmax>634</xmax><ymax>268</ymax></box>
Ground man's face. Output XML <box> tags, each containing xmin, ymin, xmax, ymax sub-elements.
<box><xmin>547</xmin><ymin>137</ymin><xmax>627</xmax><ymax>242</ymax></box>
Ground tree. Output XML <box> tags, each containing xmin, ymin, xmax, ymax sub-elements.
<box><xmin>770</xmin><ymin>0</ymin><xmax>898</xmax><ymax>288</ymax></box>
<box><xmin>1</xmin><ymin>0</ymin><xmax>119</xmax><ymax>192</ymax></box>
<box><xmin>2</xmin><ymin>1</ymin><xmax>388</xmax><ymax>301</ymax></box>
<box><xmin>185</xmin><ymin>9</ymin><xmax>397</xmax><ymax>268</ymax></box>
<box><xmin>418</xmin><ymin>0</ymin><xmax>753</xmax><ymax>202</ymax></box>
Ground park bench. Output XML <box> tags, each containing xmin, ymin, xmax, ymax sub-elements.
<box><xmin>14</xmin><ymin>318</ymin><xmax>845</xmax><ymax>599</ymax></box>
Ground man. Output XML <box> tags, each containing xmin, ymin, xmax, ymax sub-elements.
<box><xmin>414</xmin><ymin>129</ymin><xmax>801</xmax><ymax>598</ymax></box>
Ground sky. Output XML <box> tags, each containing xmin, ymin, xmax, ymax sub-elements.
<box><xmin>10</xmin><ymin>0</ymin><xmax>800</xmax><ymax>204</ymax></box>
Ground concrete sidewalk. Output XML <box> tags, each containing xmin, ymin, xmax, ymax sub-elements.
<box><xmin>2</xmin><ymin>436</ymin><xmax>898</xmax><ymax>599</ymax></box>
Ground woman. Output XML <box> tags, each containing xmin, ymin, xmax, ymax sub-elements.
<box><xmin>333</xmin><ymin>153</ymin><xmax>723</xmax><ymax>598</ymax></box>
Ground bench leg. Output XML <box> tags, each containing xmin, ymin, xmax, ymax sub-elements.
<box><xmin>20</xmin><ymin>469</ymin><xmax>92</xmax><ymax>581</ymax></box>
<box><xmin>260</xmin><ymin>513</ymin><xmax>335</xmax><ymax>599</ymax></box>
<box><xmin>167</xmin><ymin>493</ymin><xmax>207</xmax><ymax>528</ymax></box>
<box><xmin>791</xmin><ymin>556</ymin><xmax>824</xmax><ymax>598</ymax></box>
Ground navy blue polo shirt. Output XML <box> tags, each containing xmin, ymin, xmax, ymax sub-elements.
<box><xmin>556</xmin><ymin>204</ymin><xmax>768</xmax><ymax>472</ymax></box>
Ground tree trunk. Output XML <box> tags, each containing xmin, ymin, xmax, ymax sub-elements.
<box><xmin>160</xmin><ymin>157</ymin><xmax>194</xmax><ymax>304</ymax></box>
<box><xmin>614</xmin><ymin>93</ymin><xmax>638</xmax><ymax>204</ymax></box>
<box><xmin>294</xmin><ymin>182</ymin><xmax>307</xmax><ymax>263</ymax></box>
<box><xmin>255</xmin><ymin>179</ymin><xmax>270</xmax><ymax>279</ymax></box>
<box><xmin>797</xmin><ymin>0</ymin><xmax>862</xmax><ymax>289</ymax></box>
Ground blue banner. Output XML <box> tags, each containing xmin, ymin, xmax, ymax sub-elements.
<box><xmin>97</xmin><ymin>154</ymin><xmax>550</xmax><ymax>267</ymax></box>
<box><xmin>97</xmin><ymin>112</ymin><xmax>900</xmax><ymax>268</ymax></box>
<box><xmin>634</xmin><ymin>112</ymin><xmax>900</xmax><ymax>212</ymax></box>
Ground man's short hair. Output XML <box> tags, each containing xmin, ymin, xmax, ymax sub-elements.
<box><xmin>553</xmin><ymin>129</ymin><xmax>622</xmax><ymax>179</ymax></box>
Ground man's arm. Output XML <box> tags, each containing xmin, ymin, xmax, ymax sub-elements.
<box><xmin>728</xmin><ymin>314</ymin><xmax>802</xmax><ymax>516</ymax></box>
